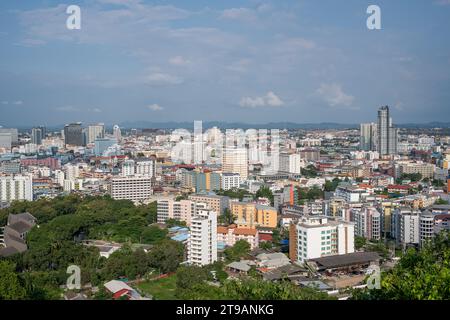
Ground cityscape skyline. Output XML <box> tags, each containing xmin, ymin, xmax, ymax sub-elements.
<box><xmin>1</xmin><ymin>0</ymin><xmax>450</xmax><ymax>126</ymax></box>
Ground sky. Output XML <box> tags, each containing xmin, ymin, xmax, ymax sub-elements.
<box><xmin>0</xmin><ymin>0</ymin><xmax>450</xmax><ymax>127</ymax></box>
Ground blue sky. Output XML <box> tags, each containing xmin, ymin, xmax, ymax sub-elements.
<box><xmin>0</xmin><ymin>0</ymin><xmax>449</xmax><ymax>126</ymax></box>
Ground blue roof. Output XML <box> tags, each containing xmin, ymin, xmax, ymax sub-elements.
<box><xmin>171</xmin><ymin>234</ymin><xmax>189</xmax><ymax>242</ymax></box>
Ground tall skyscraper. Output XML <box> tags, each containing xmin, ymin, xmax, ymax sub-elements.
<box><xmin>87</xmin><ymin>123</ymin><xmax>105</xmax><ymax>144</ymax></box>
<box><xmin>360</xmin><ymin>122</ymin><xmax>377</xmax><ymax>151</ymax></box>
<box><xmin>222</xmin><ymin>147</ymin><xmax>248</xmax><ymax>180</ymax></box>
<box><xmin>113</xmin><ymin>125</ymin><xmax>122</xmax><ymax>142</ymax></box>
<box><xmin>64</xmin><ymin>123</ymin><xmax>84</xmax><ymax>146</ymax></box>
<box><xmin>31</xmin><ymin>127</ymin><xmax>45</xmax><ymax>145</ymax></box>
<box><xmin>377</xmin><ymin>106</ymin><xmax>398</xmax><ymax>155</ymax></box>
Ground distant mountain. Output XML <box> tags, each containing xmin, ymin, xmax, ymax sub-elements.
<box><xmin>7</xmin><ymin>121</ymin><xmax>450</xmax><ymax>131</ymax></box>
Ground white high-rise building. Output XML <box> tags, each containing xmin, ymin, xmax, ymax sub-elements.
<box><xmin>157</xmin><ymin>198</ymin><xmax>207</xmax><ymax>225</ymax></box>
<box><xmin>121</xmin><ymin>159</ymin><xmax>135</xmax><ymax>177</ymax></box>
<box><xmin>0</xmin><ymin>175</ymin><xmax>33</xmax><ymax>203</ymax></box>
<box><xmin>87</xmin><ymin>123</ymin><xmax>105</xmax><ymax>144</ymax></box>
<box><xmin>64</xmin><ymin>164</ymin><xmax>80</xmax><ymax>181</ymax></box>
<box><xmin>221</xmin><ymin>173</ymin><xmax>241</xmax><ymax>190</ymax></box>
<box><xmin>353</xmin><ymin>207</ymin><xmax>381</xmax><ymax>241</ymax></box>
<box><xmin>290</xmin><ymin>216</ymin><xmax>354</xmax><ymax>263</ymax></box>
<box><xmin>279</xmin><ymin>153</ymin><xmax>303</xmax><ymax>174</ymax></box>
<box><xmin>135</xmin><ymin>159</ymin><xmax>155</xmax><ymax>178</ymax></box>
<box><xmin>222</xmin><ymin>147</ymin><xmax>248</xmax><ymax>180</ymax></box>
<box><xmin>110</xmin><ymin>176</ymin><xmax>152</xmax><ymax>202</ymax></box>
<box><xmin>187</xmin><ymin>209</ymin><xmax>217</xmax><ymax>266</ymax></box>
<box><xmin>392</xmin><ymin>208</ymin><xmax>420</xmax><ymax>246</ymax></box>
<box><xmin>113</xmin><ymin>125</ymin><xmax>122</xmax><ymax>143</ymax></box>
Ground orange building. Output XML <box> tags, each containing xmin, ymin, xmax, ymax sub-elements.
<box><xmin>230</xmin><ymin>202</ymin><xmax>277</xmax><ymax>229</ymax></box>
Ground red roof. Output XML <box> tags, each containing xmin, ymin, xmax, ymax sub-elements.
<box><xmin>259</xmin><ymin>233</ymin><xmax>273</xmax><ymax>241</ymax></box>
<box><xmin>113</xmin><ymin>289</ymin><xmax>130</xmax><ymax>299</ymax></box>
<box><xmin>387</xmin><ymin>184</ymin><xmax>411</xmax><ymax>190</ymax></box>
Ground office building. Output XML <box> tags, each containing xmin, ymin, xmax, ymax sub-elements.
<box><xmin>31</xmin><ymin>127</ymin><xmax>45</xmax><ymax>145</ymax></box>
<box><xmin>377</xmin><ymin>106</ymin><xmax>398</xmax><ymax>156</ymax></box>
<box><xmin>222</xmin><ymin>147</ymin><xmax>248</xmax><ymax>180</ymax></box>
<box><xmin>289</xmin><ymin>216</ymin><xmax>355</xmax><ymax>263</ymax></box>
<box><xmin>64</xmin><ymin>123</ymin><xmax>84</xmax><ymax>146</ymax></box>
<box><xmin>187</xmin><ymin>209</ymin><xmax>217</xmax><ymax>266</ymax></box>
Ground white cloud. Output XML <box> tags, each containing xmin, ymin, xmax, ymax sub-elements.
<box><xmin>221</xmin><ymin>8</ymin><xmax>257</xmax><ymax>23</ymax></box>
<box><xmin>145</xmin><ymin>72</ymin><xmax>183</xmax><ymax>85</ymax></box>
<box><xmin>1</xmin><ymin>101</ymin><xmax>24</xmax><ymax>105</ymax></box>
<box><xmin>239</xmin><ymin>91</ymin><xmax>284</xmax><ymax>108</ymax></box>
<box><xmin>316</xmin><ymin>83</ymin><xmax>355</xmax><ymax>108</ymax></box>
<box><xmin>169</xmin><ymin>56</ymin><xmax>191</xmax><ymax>66</ymax></box>
<box><xmin>90</xmin><ymin>108</ymin><xmax>102</xmax><ymax>113</ymax></box>
<box><xmin>147</xmin><ymin>104</ymin><xmax>164</xmax><ymax>111</ymax></box>
<box><xmin>55</xmin><ymin>106</ymin><xmax>79</xmax><ymax>112</ymax></box>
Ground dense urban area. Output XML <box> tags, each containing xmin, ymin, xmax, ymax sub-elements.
<box><xmin>0</xmin><ymin>106</ymin><xmax>449</xmax><ymax>300</ymax></box>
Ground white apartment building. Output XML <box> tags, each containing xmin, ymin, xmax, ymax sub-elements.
<box><xmin>87</xmin><ymin>124</ymin><xmax>105</xmax><ymax>144</ymax></box>
<box><xmin>217</xmin><ymin>225</ymin><xmax>259</xmax><ymax>249</ymax></box>
<box><xmin>221</xmin><ymin>173</ymin><xmax>241</xmax><ymax>190</ymax></box>
<box><xmin>110</xmin><ymin>176</ymin><xmax>152</xmax><ymax>202</ymax></box>
<box><xmin>121</xmin><ymin>159</ymin><xmax>155</xmax><ymax>178</ymax></box>
<box><xmin>0</xmin><ymin>174</ymin><xmax>33</xmax><ymax>203</ymax></box>
<box><xmin>64</xmin><ymin>163</ymin><xmax>80</xmax><ymax>180</ymax></box>
<box><xmin>121</xmin><ymin>160</ymin><xmax>135</xmax><ymax>177</ymax></box>
<box><xmin>335</xmin><ymin>185</ymin><xmax>369</xmax><ymax>203</ymax></box>
<box><xmin>290</xmin><ymin>216</ymin><xmax>354</xmax><ymax>263</ymax></box>
<box><xmin>419</xmin><ymin>211</ymin><xmax>434</xmax><ymax>247</ymax></box>
<box><xmin>135</xmin><ymin>159</ymin><xmax>155</xmax><ymax>177</ymax></box>
<box><xmin>279</xmin><ymin>153</ymin><xmax>303</xmax><ymax>174</ymax></box>
<box><xmin>222</xmin><ymin>147</ymin><xmax>248</xmax><ymax>180</ymax></box>
<box><xmin>353</xmin><ymin>207</ymin><xmax>382</xmax><ymax>241</ymax></box>
<box><xmin>187</xmin><ymin>209</ymin><xmax>217</xmax><ymax>266</ymax></box>
<box><xmin>157</xmin><ymin>198</ymin><xmax>207</xmax><ymax>225</ymax></box>
<box><xmin>392</xmin><ymin>208</ymin><xmax>420</xmax><ymax>246</ymax></box>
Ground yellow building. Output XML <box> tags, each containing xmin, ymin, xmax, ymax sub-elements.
<box><xmin>230</xmin><ymin>202</ymin><xmax>277</xmax><ymax>229</ymax></box>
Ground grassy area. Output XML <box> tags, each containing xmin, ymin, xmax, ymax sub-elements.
<box><xmin>137</xmin><ymin>275</ymin><xmax>178</xmax><ymax>300</ymax></box>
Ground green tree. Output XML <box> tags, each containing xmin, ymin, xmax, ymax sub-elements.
<box><xmin>355</xmin><ymin>236</ymin><xmax>366</xmax><ymax>250</ymax></box>
<box><xmin>176</xmin><ymin>265</ymin><xmax>209</xmax><ymax>291</ymax></box>
<box><xmin>0</xmin><ymin>261</ymin><xmax>27</xmax><ymax>300</ymax></box>
<box><xmin>148</xmin><ymin>240</ymin><xmax>184</xmax><ymax>274</ymax></box>
<box><xmin>255</xmin><ymin>186</ymin><xmax>274</xmax><ymax>206</ymax></box>
<box><xmin>353</xmin><ymin>232</ymin><xmax>450</xmax><ymax>300</ymax></box>
<box><xmin>224</xmin><ymin>240</ymin><xmax>251</xmax><ymax>262</ymax></box>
